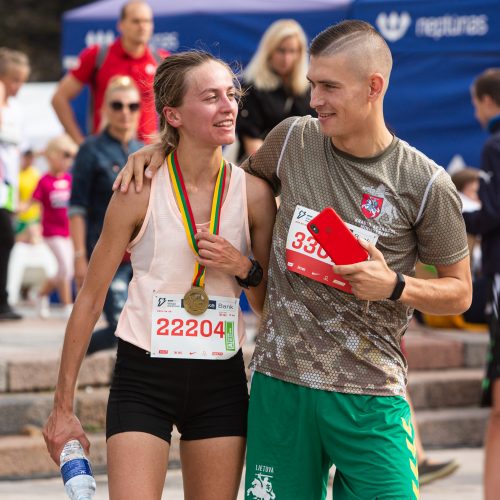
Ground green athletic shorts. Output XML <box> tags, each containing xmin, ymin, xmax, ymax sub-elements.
<box><xmin>245</xmin><ymin>372</ymin><xmax>419</xmax><ymax>500</ymax></box>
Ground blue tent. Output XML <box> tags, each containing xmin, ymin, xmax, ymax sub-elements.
<box><xmin>352</xmin><ymin>0</ymin><xmax>500</xmax><ymax>169</ymax></box>
<box><xmin>62</xmin><ymin>0</ymin><xmax>500</xmax><ymax>168</ymax></box>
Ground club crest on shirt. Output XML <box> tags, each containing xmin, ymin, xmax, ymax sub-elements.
<box><xmin>247</xmin><ymin>471</ymin><xmax>276</xmax><ymax>500</ymax></box>
<box><xmin>361</xmin><ymin>193</ymin><xmax>384</xmax><ymax>219</ymax></box>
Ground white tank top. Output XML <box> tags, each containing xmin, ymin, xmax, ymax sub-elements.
<box><xmin>116</xmin><ymin>162</ymin><xmax>251</xmax><ymax>352</ymax></box>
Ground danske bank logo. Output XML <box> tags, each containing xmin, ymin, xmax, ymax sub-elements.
<box><xmin>376</xmin><ymin>11</ymin><xmax>412</xmax><ymax>42</ymax></box>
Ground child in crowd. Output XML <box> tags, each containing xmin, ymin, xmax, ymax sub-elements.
<box><xmin>16</xmin><ymin>148</ymin><xmax>41</xmax><ymax>243</ymax></box>
<box><xmin>31</xmin><ymin>134</ymin><xmax>77</xmax><ymax>318</ymax></box>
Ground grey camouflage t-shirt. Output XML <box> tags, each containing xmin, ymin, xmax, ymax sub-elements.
<box><xmin>243</xmin><ymin>116</ymin><xmax>468</xmax><ymax>397</ymax></box>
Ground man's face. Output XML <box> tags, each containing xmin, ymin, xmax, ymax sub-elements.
<box><xmin>471</xmin><ymin>92</ymin><xmax>491</xmax><ymax>129</ymax></box>
<box><xmin>118</xmin><ymin>2</ymin><xmax>153</xmax><ymax>46</ymax></box>
<box><xmin>307</xmin><ymin>53</ymin><xmax>370</xmax><ymax>140</ymax></box>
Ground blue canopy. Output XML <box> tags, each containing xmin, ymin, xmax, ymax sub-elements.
<box><xmin>352</xmin><ymin>0</ymin><xmax>500</xmax><ymax>169</ymax></box>
<box><xmin>62</xmin><ymin>0</ymin><xmax>500</xmax><ymax>168</ymax></box>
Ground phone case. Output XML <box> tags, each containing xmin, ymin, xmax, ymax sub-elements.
<box><xmin>307</xmin><ymin>207</ymin><xmax>368</xmax><ymax>265</ymax></box>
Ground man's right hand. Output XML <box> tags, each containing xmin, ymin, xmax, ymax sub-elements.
<box><xmin>113</xmin><ymin>143</ymin><xmax>165</xmax><ymax>193</ymax></box>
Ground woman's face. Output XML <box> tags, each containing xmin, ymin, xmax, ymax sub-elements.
<box><xmin>105</xmin><ymin>88</ymin><xmax>141</xmax><ymax>134</ymax></box>
<box><xmin>2</xmin><ymin>65</ymin><xmax>29</xmax><ymax>98</ymax></box>
<box><xmin>168</xmin><ymin>60</ymin><xmax>238</xmax><ymax>147</ymax></box>
<box><xmin>269</xmin><ymin>35</ymin><xmax>302</xmax><ymax>79</ymax></box>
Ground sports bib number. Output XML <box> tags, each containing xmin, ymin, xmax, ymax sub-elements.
<box><xmin>151</xmin><ymin>293</ymin><xmax>239</xmax><ymax>359</ymax></box>
<box><xmin>285</xmin><ymin>205</ymin><xmax>378</xmax><ymax>293</ymax></box>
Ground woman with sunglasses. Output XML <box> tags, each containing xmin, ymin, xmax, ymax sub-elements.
<box><xmin>69</xmin><ymin>75</ymin><xmax>144</xmax><ymax>354</ymax></box>
<box><xmin>44</xmin><ymin>51</ymin><xmax>276</xmax><ymax>499</ymax></box>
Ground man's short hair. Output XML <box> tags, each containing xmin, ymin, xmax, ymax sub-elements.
<box><xmin>473</xmin><ymin>68</ymin><xmax>500</xmax><ymax>106</ymax></box>
<box><xmin>310</xmin><ymin>20</ymin><xmax>386</xmax><ymax>57</ymax></box>
<box><xmin>309</xmin><ymin>20</ymin><xmax>392</xmax><ymax>84</ymax></box>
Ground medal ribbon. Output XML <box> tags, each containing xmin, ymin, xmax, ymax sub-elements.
<box><xmin>167</xmin><ymin>151</ymin><xmax>226</xmax><ymax>288</ymax></box>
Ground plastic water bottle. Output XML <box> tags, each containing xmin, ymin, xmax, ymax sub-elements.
<box><xmin>60</xmin><ymin>440</ymin><xmax>96</xmax><ymax>500</ymax></box>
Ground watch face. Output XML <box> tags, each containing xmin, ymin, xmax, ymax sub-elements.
<box><xmin>250</xmin><ymin>266</ymin><xmax>264</xmax><ymax>287</ymax></box>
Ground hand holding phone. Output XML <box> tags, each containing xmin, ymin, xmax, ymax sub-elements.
<box><xmin>307</xmin><ymin>207</ymin><xmax>368</xmax><ymax>265</ymax></box>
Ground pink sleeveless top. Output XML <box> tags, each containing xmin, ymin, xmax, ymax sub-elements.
<box><xmin>116</xmin><ymin>162</ymin><xmax>251</xmax><ymax>352</ymax></box>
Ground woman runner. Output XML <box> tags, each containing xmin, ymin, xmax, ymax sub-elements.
<box><xmin>43</xmin><ymin>51</ymin><xmax>276</xmax><ymax>500</ymax></box>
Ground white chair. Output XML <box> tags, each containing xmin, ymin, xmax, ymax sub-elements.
<box><xmin>7</xmin><ymin>241</ymin><xmax>58</xmax><ymax>305</ymax></box>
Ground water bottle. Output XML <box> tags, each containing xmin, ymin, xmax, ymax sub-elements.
<box><xmin>60</xmin><ymin>440</ymin><xmax>96</xmax><ymax>500</ymax></box>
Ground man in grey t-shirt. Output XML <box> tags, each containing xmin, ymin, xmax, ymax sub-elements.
<box><xmin>117</xmin><ymin>19</ymin><xmax>471</xmax><ymax>500</ymax></box>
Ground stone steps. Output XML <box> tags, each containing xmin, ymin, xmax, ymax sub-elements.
<box><xmin>0</xmin><ymin>331</ymin><xmax>488</xmax><ymax>394</ymax></box>
<box><xmin>0</xmin><ymin>368</ymin><xmax>484</xmax><ymax>437</ymax></box>
<box><xmin>0</xmin><ymin>430</ymin><xmax>182</xmax><ymax>480</ymax></box>
<box><xmin>0</xmin><ymin>351</ymin><xmax>115</xmax><ymax>394</ymax></box>
<box><xmin>416</xmin><ymin>406</ymin><xmax>489</xmax><ymax>449</ymax></box>
<box><xmin>407</xmin><ymin>368</ymin><xmax>483</xmax><ymax>410</ymax></box>
<box><xmin>0</xmin><ymin>318</ymin><xmax>490</xmax><ymax>480</ymax></box>
<box><xmin>404</xmin><ymin>329</ymin><xmax>488</xmax><ymax>371</ymax></box>
<box><xmin>0</xmin><ymin>405</ymin><xmax>488</xmax><ymax>479</ymax></box>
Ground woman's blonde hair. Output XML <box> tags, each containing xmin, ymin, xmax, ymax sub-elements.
<box><xmin>154</xmin><ymin>50</ymin><xmax>240</xmax><ymax>154</ymax></box>
<box><xmin>100</xmin><ymin>75</ymin><xmax>140</xmax><ymax>132</ymax></box>
<box><xmin>244</xmin><ymin>19</ymin><xmax>308</xmax><ymax>96</ymax></box>
<box><xmin>0</xmin><ymin>47</ymin><xmax>30</xmax><ymax>77</ymax></box>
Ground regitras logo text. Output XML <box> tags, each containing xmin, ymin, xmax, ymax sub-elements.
<box><xmin>376</xmin><ymin>11</ymin><xmax>489</xmax><ymax>43</ymax></box>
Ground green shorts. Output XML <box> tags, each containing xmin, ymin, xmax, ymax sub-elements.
<box><xmin>245</xmin><ymin>373</ymin><xmax>419</xmax><ymax>500</ymax></box>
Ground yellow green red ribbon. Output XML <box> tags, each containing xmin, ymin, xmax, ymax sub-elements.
<box><xmin>167</xmin><ymin>151</ymin><xmax>226</xmax><ymax>287</ymax></box>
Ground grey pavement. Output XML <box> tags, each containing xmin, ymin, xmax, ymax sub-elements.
<box><xmin>0</xmin><ymin>447</ymin><xmax>484</xmax><ymax>499</ymax></box>
<box><xmin>0</xmin><ymin>305</ymin><xmax>485</xmax><ymax>499</ymax></box>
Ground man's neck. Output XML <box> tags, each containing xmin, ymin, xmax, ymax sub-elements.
<box><xmin>120</xmin><ymin>37</ymin><xmax>147</xmax><ymax>58</ymax></box>
<box><xmin>107</xmin><ymin>126</ymin><xmax>135</xmax><ymax>147</ymax></box>
<box><xmin>487</xmin><ymin>113</ymin><xmax>500</xmax><ymax>134</ymax></box>
<box><xmin>331</xmin><ymin>120</ymin><xmax>393</xmax><ymax>159</ymax></box>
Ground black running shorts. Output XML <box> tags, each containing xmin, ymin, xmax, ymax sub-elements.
<box><xmin>481</xmin><ymin>275</ymin><xmax>500</xmax><ymax>407</ymax></box>
<box><xmin>106</xmin><ymin>338</ymin><xmax>249</xmax><ymax>442</ymax></box>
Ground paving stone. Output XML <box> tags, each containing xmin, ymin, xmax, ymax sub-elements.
<box><xmin>0</xmin><ymin>361</ymin><xmax>6</xmax><ymax>392</ymax></box>
<box><xmin>76</xmin><ymin>388</ymin><xmax>108</xmax><ymax>432</ymax></box>
<box><xmin>425</xmin><ymin>329</ymin><xmax>489</xmax><ymax>369</ymax></box>
<box><xmin>405</xmin><ymin>336</ymin><xmax>463</xmax><ymax>370</ymax></box>
<box><xmin>0</xmin><ymin>393</ymin><xmax>53</xmax><ymax>435</ymax></box>
<box><xmin>0</xmin><ymin>429</ymin><xmax>181</xmax><ymax>480</ymax></box>
<box><xmin>8</xmin><ymin>359</ymin><xmax>58</xmax><ymax>393</ymax></box>
<box><xmin>0</xmin><ymin>433</ymin><xmax>106</xmax><ymax>480</ymax></box>
<box><xmin>78</xmin><ymin>352</ymin><xmax>115</xmax><ymax>388</ymax></box>
<box><xmin>416</xmin><ymin>407</ymin><xmax>488</xmax><ymax>448</ymax></box>
<box><xmin>408</xmin><ymin>369</ymin><xmax>483</xmax><ymax>409</ymax></box>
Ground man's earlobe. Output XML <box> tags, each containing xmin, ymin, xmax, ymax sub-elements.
<box><xmin>368</xmin><ymin>74</ymin><xmax>384</xmax><ymax>100</ymax></box>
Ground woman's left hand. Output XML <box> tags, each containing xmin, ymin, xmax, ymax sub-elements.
<box><xmin>195</xmin><ymin>230</ymin><xmax>251</xmax><ymax>278</ymax></box>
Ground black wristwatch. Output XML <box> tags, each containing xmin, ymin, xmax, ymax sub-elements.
<box><xmin>236</xmin><ymin>258</ymin><xmax>263</xmax><ymax>289</ymax></box>
<box><xmin>388</xmin><ymin>272</ymin><xmax>406</xmax><ymax>301</ymax></box>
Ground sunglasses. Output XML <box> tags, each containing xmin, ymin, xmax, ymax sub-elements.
<box><xmin>109</xmin><ymin>101</ymin><xmax>141</xmax><ymax>112</ymax></box>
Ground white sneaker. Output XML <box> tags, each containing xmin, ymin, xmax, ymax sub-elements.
<box><xmin>37</xmin><ymin>296</ymin><xmax>50</xmax><ymax>319</ymax></box>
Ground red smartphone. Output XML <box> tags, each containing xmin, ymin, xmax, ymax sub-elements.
<box><xmin>307</xmin><ymin>207</ymin><xmax>368</xmax><ymax>265</ymax></box>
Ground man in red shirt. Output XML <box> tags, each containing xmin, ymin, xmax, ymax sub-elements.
<box><xmin>52</xmin><ymin>0</ymin><xmax>166</xmax><ymax>145</ymax></box>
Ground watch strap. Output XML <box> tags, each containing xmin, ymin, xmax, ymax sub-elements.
<box><xmin>236</xmin><ymin>258</ymin><xmax>263</xmax><ymax>289</ymax></box>
<box><xmin>389</xmin><ymin>272</ymin><xmax>405</xmax><ymax>301</ymax></box>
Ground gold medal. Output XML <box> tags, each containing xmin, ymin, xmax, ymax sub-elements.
<box><xmin>183</xmin><ymin>286</ymin><xmax>209</xmax><ymax>315</ymax></box>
